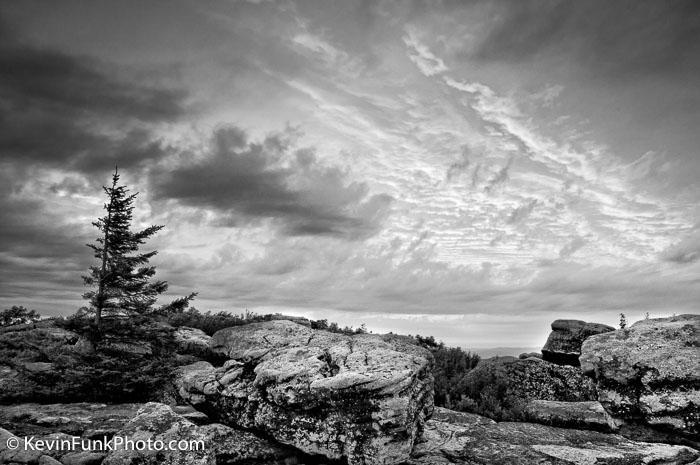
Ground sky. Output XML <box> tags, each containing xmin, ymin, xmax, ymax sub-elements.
<box><xmin>1</xmin><ymin>0</ymin><xmax>699</xmax><ymax>348</ymax></box>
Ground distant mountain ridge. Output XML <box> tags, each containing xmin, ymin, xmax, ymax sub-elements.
<box><xmin>468</xmin><ymin>346</ymin><xmax>540</xmax><ymax>358</ymax></box>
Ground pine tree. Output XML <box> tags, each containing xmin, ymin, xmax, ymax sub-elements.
<box><xmin>83</xmin><ymin>167</ymin><xmax>167</xmax><ymax>331</ymax></box>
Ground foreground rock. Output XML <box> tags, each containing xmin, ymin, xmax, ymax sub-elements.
<box><xmin>580</xmin><ymin>314</ymin><xmax>700</xmax><ymax>446</ymax></box>
<box><xmin>522</xmin><ymin>400</ymin><xmax>616</xmax><ymax>432</ymax></box>
<box><xmin>0</xmin><ymin>402</ymin><xmax>301</xmax><ymax>465</ymax></box>
<box><xmin>179</xmin><ymin>320</ymin><xmax>434</xmax><ymax>465</ymax></box>
<box><xmin>173</xmin><ymin>327</ymin><xmax>214</xmax><ymax>359</ymax></box>
<box><xmin>541</xmin><ymin>319</ymin><xmax>614</xmax><ymax>366</ymax></box>
<box><xmin>0</xmin><ymin>403</ymin><xmax>142</xmax><ymax>437</ymax></box>
<box><xmin>461</xmin><ymin>356</ymin><xmax>596</xmax><ymax>404</ymax></box>
<box><xmin>103</xmin><ymin>403</ymin><xmax>298</xmax><ymax>465</ymax></box>
<box><xmin>0</xmin><ymin>319</ymin><xmax>215</xmax><ymax>404</ymax></box>
<box><xmin>407</xmin><ymin>407</ymin><xmax>699</xmax><ymax>465</ymax></box>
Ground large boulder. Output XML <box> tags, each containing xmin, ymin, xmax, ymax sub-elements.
<box><xmin>407</xmin><ymin>407</ymin><xmax>700</xmax><ymax>465</ymax></box>
<box><xmin>461</xmin><ymin>356</ymin><xmax>596</xmax><ymax>406</ymax></box>
<box><xmin>178</xmin><ymin>320</ymin><xmax>434</xmax><ymax>465</ymax></box>
<box><xmin>542</xmin><ymin>319</ymin><xmax>614</xmax><ymax>366</ymax></box>
<box><xmin>173</xmin><ymin>327</ymin><xmax>213</xmax><ymax>359</ymax></box>
<box><xmin>580</xmin><ymin>314</ymin><xmax>699</xmax><ymax>445</ymax></box>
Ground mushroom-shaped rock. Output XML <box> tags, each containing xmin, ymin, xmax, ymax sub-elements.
<box><xmin>541</xmin><ymin>319</ymin><xmax>614</xmax><ymax>366</ymax></box>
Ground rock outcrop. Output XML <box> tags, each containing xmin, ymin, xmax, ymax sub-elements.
<box><xmin>580</xmin><ymin>314</ymin><xmax>700</xmax><ymax>446</ymax></box>
<box><xmin>173</xmin><ymin>327</ymin><xmax>214</xmax><ymax>359</ymax></box>
<box><xmin>461</xmin><ymin>356</ymin><xmax>596</xmax><ymax>404</ymax></box>
<box><xmin>178</xmin><ymin>320</ymin><xmax>434</xmax><ymax>465</ymax></box>
<box><xmin>0</xmin><ymin>319</ymin><xmax>218</xmax><ymax>404</ymax></box>
<box><xmin>407</xmin><ymin>407</ymin><xmax>699</xmax><ymax>464</ymax></box>
<box><xmin>542</xmin><ymin>319</ymin><xmax>614</xmax><ymax>366</ymax></box>
<box><xmin>0</xmin><ymin>402</ymin><xmax>301</xmax><ymax>465</ymax></box>
<box><xmin>103</xmin><ymin>403</ymin><xmax>297</xmax><ymax>465</ymax></box>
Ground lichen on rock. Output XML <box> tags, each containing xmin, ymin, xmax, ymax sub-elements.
<box><xmin>178</xmin><ymin>320</ymin><xmax>434</xmax><ymax>465</ymax></box>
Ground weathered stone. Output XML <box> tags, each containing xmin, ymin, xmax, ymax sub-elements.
<box><xmin>21</xmin><ymin>362</ymin><xmax>55</xmax><ymax>374</ymax></box>
<box><xmin>179</xmin><ymin>320</ymin><xmax>434</xmax><ymax>465</ymax></box>
<box><xmin>461</xmin><ymin>356</ymin><xmax>596</xmax><ymax>404</ymax></box>
<box><xmin>197</xmin><ymin>423</ymin><xmax>299</xmax><ymax>464</ymax></box>
<box><xmin>38</xmin><ymin>456</ymin><xmax>63</xmax><ymax>465</ymax></box>
<box><xmin>541</xmin><ymin>319</ymin><xmax>614</xmax><ymax>366</ymax></box>
<box><xmin>522</xmin><ymin>400</ymin><xmax>617</xmax><ymax>432</ymax></box>
<box><xmin>173</xmin><ymin>327</ymin><xmax>212</xmax><ymax>358</ymax></box>
<box><xmin>99</xmin><ymin>402</ymin><xmax>300</xmax><ymax>465</ymax></box>
<box><xmin>580</xmin><ymin>314</ymin><xmax>700</xmax><ymax>445</ymax></box>
<box><xmin>0</xmin><ymin>427</ymin><xmax>43</xmax><ymax>464</ymax></box>
<box><xmin>102</xmin><ymin>403</ymin><xmax>213</xmax><ymax>465</ymax></box>
<box><xmin>99</xmin><ymin>339</ymin><xmax>153</xmax><ymax>356</ymax></box>
<box><xmin>407</xmin><ymin>407</ymin><xmax>700</xmax><ymax>465</ymax></box>
<box><xmin>61</xmin><ymin>451</ymin><xmax>107</xmax><ymax>465</ymax></box>
<box><xmin>0</xmin><ymin>403</ymin><xmax>143</xmax><ymax>437</ymax></box>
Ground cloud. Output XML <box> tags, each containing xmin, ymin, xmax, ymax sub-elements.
<box><xmin>471</xmin><ymin>0</ymin><xmax>700</xmax><ymax>78</ymax></box>
<box><xmin>0</xmin><ymin>167</ymin><xmax>95</xmax><ymax>301</ymax></box>
<box><xmin>152</xmin><ymin>126</ymin><xmax>393</xmax><ymax>239</ymax></box>
<box><xmin>661</xmin><ymin>228</ymin><xmax>700</xmax><ymax>264</ymax></box>
<box><xmin>484</xmin><ymin>157</ymin><xmax>513</xmax><ymax>193</ymax></box>
<box><xmin>402</xmin><ymin>27</ymin><xmax>448</xmax><ymax>76</ymax></box>
<box><xmin>445</xmin><ymin>146</ymin><xmax>471</xmax><ymax>181</ymax></box>
<box><xmin>559</xmin><ymin>237</ymin><xmax>586</xmax><ymax>258</ymax></box>
<box><xmin>0</xmin><ymin>23</ymin><xmax>186</xmax><ymax>174</ymax></box>
<box><xmin>507</xmin><ymin>199</ymin><xmax>537</xmax><ymax>224</ymax></box>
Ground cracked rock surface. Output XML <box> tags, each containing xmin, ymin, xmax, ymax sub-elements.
<box><xmin>580</xmin><ymin>314</ymin><xmax>699</xmax><ymax>445</ymax></box>
<box><xmin>178</xmin><ymin>320</ymin><xmax>434</xmax><ymax>465</ymax></box>
<box><xmin>407</xmin><ymin>407</ymin><xmax>699</xmax><ymax>465</ymax></box>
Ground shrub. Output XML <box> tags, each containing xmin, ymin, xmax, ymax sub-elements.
<box><xmin>0</xmin><ymin>306</ymin><xmax>40</xmax><ymax>327</ymax></box>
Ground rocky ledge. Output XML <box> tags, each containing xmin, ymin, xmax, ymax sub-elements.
<box><xmin>408</xmin><ymin>407</ymin><xmax>699</xmax><ymax>464</ymax></box>
<box><xmin>580</xmin><ymin>314</ymin><xmax>699</xmax><ymax>447</ymax></box>
<box><xmin>178</xmin><ymin>320</ymin><xmax>434</xmax><ymax>465</ymax></box>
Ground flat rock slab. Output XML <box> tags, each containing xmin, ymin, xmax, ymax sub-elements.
<box><xmin>0</xmin><ymin>403</ymin><xmax>144</xmax><ymax>437</ymax></box>
<box><xmin>580</xmin><ymin>314</ymin><xmax>699</xmax><ymax>443</ymax></box>
<box><xmin>408</xmin><ymin>407</ymin><xmax>700</xmax><ymax>465</ymax></box>
<box><xmin>178</xmin><ymin>320</ymin><xmax>434</xmax><ymax>465</ymax></box>
<box><xmin>523</xmin><ymin>400</ymin><xmax>616</xmax><ymax>432</ymax></box>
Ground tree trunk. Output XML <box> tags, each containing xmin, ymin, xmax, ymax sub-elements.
<box><xmin>95</xmin><ymin>168</ymin><xmax>118</xmax><ymax>331</ymax></box>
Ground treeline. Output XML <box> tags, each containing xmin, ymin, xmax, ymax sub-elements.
<box><xmin>411</xmin><ymin>334</ymin><xmax>481</xmax><ymax>409</ymax></box>
<box><xmin>166</xmin><ymin>308</ymin><xmax>369</xmax><ymax>336</ymax></box>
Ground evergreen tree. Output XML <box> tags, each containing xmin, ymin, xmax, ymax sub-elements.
<box><xmin>83</xmin><ymin>167</ymin><xmax>167</xmax><ymax>330</ymax></box>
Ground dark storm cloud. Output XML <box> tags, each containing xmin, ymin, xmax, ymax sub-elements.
<box><xmin>473</xmin><ymin>0</ymin><xmax>700</xmax><ymax>77</ymax></box>
<box><xmin>153</xmin><ymin>126</ymin><xmax>393</xmax><ymax>240</ymax></box>
<box><xmin>0</xmin><ymin>21</ymin><xmax>186</xmax><ymax>174</ymax></box>
<box><xmin>0</xmin><ymin>169</ymin><xmax>92</xmax><ymax>294</ymax></box>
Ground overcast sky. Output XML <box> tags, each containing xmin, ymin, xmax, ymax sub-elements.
<box><xmin>1</xmin><ymin>0</ymin><xmax>699</xmax><ymax>348</ymax></box>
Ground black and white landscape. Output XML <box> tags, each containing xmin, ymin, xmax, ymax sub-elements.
<box><xmin>0</xmin><ymin>1</ymin><xmax>699</xmax><ymax>465</ymax></box>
